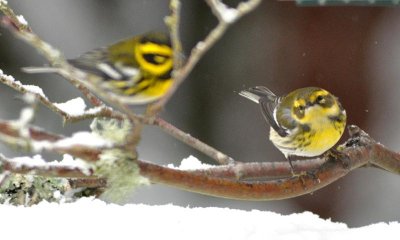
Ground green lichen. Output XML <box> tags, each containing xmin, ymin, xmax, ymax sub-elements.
<box><xmin>0</xmin><ymin>174</ymin><xmax>69</xmax><ymax>206</ymax></box>
<box><xmin>95</xmin><ymin>149</ymin><xmax>149</xmax><ymax>203</ymax></box>
<box><xmin>0</xmin><ymin>117</ymin><xmax>148</xmax><ymax>205</ymax></box>
<box><xmin>91</xmin><ymin>118</ymin><xmax>149</xmax><ymax>203</ymax></box>
<box><xmin>90</xmin><ymin>117</ymin><xmax>132</xmax><ymax>144</ymax></box>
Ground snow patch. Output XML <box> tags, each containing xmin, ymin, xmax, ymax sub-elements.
<box><xmin>9</xmin><ymin>155</ymin><xmax>47</xmax><ymax>167</ymax></box>
<box><xmin>19</xmin><ymin>108</ymin><xmax>34</xmax><ymax>125</ymax></box>
<box><xmin>53</xmin><ymin>131</ymin><xmax>113</xmax><ymax>148</ymax></box>
<box><xmin>9</xmin><ymin>154</ymin><xmax>90</xmax><ymax>173</ymax></box>
<box><xmin>23</xmin><ymin>85</ymin><xmax>46</xmax><ymax>98</ymax></box>
<box><xmin>0</xmin><ymin>198</ymin><xmax>399</xmax><ymax>239</ymax></box>
<box><xmin>168</xmin><ymin>155</ymin><xmax>213</xmax><ymax>170</ymax></box>
<box><xmin>212</xmin><ymin>1</ymin><xmax>238</xmax><ymax>23</ymax></box>
<box><xmin>0</xmin><ymin>70</ymin><xmax>47</xmax><ymax>99</ymax></box>
<box><xmin>16</xmin><ymin>15</ymin><xmax>28</xmax><ymax>25</ymax></box>
<box><xmin>221</xmin><ymin>7</ymin><xmax>238</xmax><ymax>23</ymax></box>
<box><xmin>0</xmin><ymin>68</ymin><xmax>15</xmax><ymax>82</ymax></box>
<box><xmin>85</xmin><ymin>106</ymin><xmax>105</xmax><ymax>115</ymax></box>
<box><xmin>54</xmin><ymin>98</ymin><xmax>107</xmax><ymax>116</ymax></box>
<box><xmin>54</xmin><ymin>97</ymin><xmax>87</xmax><ymax>116</ymax></box>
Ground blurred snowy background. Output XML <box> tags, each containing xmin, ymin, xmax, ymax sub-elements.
<box><xmin>1</xmin><ymin>1</ymin><xmax>400</xmax><ymax>227</ymax></box>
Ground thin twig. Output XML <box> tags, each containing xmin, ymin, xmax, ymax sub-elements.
<box><xmin>148</xmin><ymin>0</ymin><xmax>183</xmax><ymax>117</ymax></box>
<box><xmin>0</xmin><ymin>72</ymin><xmax>123</xmax><ymax>122</ymax></box>
<box><xmin>150</xmin><ymin>0</ymin><xmax>262</xmax><ymax>113</ymax></box>
<box><xmin>1</xmin><ymin>15</ymin><xmax>137</xmax><ymax>118</ymax></box>
<box><xmin>0</xmin><ymin>1</ymin><xmax>30</xmax><ymax>31</ymax></box>
<box><xmin>167</xmin><ymin>0</ymin><xmax>184</xmax><ymax>69</ymax></box>
<box><xmin>153</xmin><ymin>117</ymin><xmax>234</xmax><ymax>165</ymax></box>
<box><xmin>69</xmin><ymin>79</ymin><xmax>104</xmax><ymax>107</ymax></box>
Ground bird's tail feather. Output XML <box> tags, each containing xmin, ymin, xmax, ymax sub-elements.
<box><xmin>239</xmin><ymin>86</ymin><xmax>277</xmax><ymax>103</ymax></box>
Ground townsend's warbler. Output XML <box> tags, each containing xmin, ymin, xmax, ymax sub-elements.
<box><xmin>24</xmin><ymin>32</ymin><xmax>173</xmax><ymax>104</ymax></box>
<box><xmin>239</xmin><ymin>86</ymin><xmax>346</xmax><ymax>169</ymax></box>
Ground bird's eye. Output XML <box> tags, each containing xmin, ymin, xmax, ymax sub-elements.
<box><xmin>316</xmin><ymin>95</ymin><xmax>324</xmax><ymax>104</ymax></box>
<box><xmin>299</xmin><ymin>105</ymin><xmax>305</xmax><ymax>111</ymax></box>
<box><xmin>143</xmin><ymin>54</ymin><xmax>168</xmax><ymax>65</ymax></box>
<box><xmin>154</xmin><ymin>55</ymin><xmax>167</xmax><ymax>63</ymax></box>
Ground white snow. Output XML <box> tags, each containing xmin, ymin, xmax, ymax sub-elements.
<box><xmin>0</xmin><ymin>68</ymin><xmax>15</xmax><ymax>82</ymax></box>
<box><xmin>53</xmin><ymin>131</ymin><xmax>113</xmax><ymax>148</ymax></box>
<box><xmin>9</xmin><ymin>155</ymin><xmax>48</xmax><ymax>167</ymax></box>
<box><xmin>54</xmin><ymin>97</ymin><xmax>107</xmax><ymax>116</ymax></box>
<box><xmin>54</xmin><ymin>97</ymin><xmax>87</xmax><ymax>116</ymax></box>
<box><xmin>168</xmin><ymin>155</ymin><xmax>213</xmax><ymax>170</ymax></box>
<box><xmin>31</xmin><ymin>131</ymin><xmax>112</xmax><ymax>152</ymax></box>
<box><xmin>0</xmin><ymin>69</ymin><xmax>47</xmax><ymax>99</ymax></box>
<box><xmin>221</xmin><ymin>7</ymin><xmax>238</xmax><ymax>23</ymax></box>
<box><xmin>23</xmin><ymin>84</ymin><xmax>46</xmax><ymax>98</ymax></box>
<box><xmin>0</xmin><ymin>198</ymin><xmax>399</xmax><ymax>240</ymax></box>
<box><xmin>85</xmin><ymin>106</ymin><xmax>106</xmax><ymax>115</ymax></box>
<box><xmin>211</xmin><ymin>0</ymin><xmax>239</xmax><ymax>23</ymax></box>
<box><xmin>16</xmin><ymin>15</ymin><xmax>28</xmax><ymax>26</ymax></box>
<box><xmin>19</xmin><ymin>107</ymin><xmax>34</xmax><ymax>126</ymax></box>
<box><xmin>9</xmin><ymin>154</ymin><xmax>90</xmax><ymax>174</ymax></box>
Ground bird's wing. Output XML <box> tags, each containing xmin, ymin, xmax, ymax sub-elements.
<box><xmin>68</xmin><ymin>44</ymin><xmax>141</xmax><ymax>82</ymax></box>
<box><xmin>241</xmin><ymin>86</ymin><xmax>288</xmax><ymax>137</ymax></box>
<box><xmin>259</xmin><ymin>98</ymin><xmax>288</xmax><ymax>137</ymax></box>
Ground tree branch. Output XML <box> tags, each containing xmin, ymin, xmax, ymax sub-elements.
<box><xmin>1</xmin><ymin>117</ymin><xmax>397</xmax><ymax>200</ymax></box>
<box><xmin>138</xmin><ymin>159</ymin><xmax>350</xmax><ymax>200</ymax></box>
<box><xmin>136</xmin><ymin>126</ymin><xmax>379</xmax><ymax>200</ymax></box>
<box><xmin>0</xmin><ymin>154</ymin><xmax>93</xmax><ymax>178</ymax></box>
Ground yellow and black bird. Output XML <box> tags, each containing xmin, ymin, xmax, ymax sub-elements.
<box><xmin>24</xmin><ymin>32</ymin><xmax>173</xmax><ymax>104</ymax></box>
<box><xmin>240</xmin><ymin>86</ymin><xmax>347</xmax><ymax>169</ymax></box>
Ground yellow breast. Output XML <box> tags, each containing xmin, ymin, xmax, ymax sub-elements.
<box><xmin>270</xmin><ymin>105</ymin><xmax>345</xmax><ymax>158</ymax></box>
<box><xmin>300</xmin><ymin>121</ymin><xmax>344</xmax><ymax>156</ymax></box>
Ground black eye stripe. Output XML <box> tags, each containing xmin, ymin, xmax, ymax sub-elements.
<box><xmin>143</xmin><ymin>54</ymin><xmax>169</xmax><ymax>65</ymax></box>
<box><xmin>317</xmin><ymin>95</ymin><xmax>334</xmax><ymax>107</ymax></box>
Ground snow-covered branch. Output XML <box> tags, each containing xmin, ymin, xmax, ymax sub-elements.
<box><xmin>0</xmin><ymin>154</ymin><xmax>92</xmax><ymax>178</ymax></box>
<box><xmin>1</xmin><ymin>115</ymin><xmax>398</xmax><ymax>201</ymax></box>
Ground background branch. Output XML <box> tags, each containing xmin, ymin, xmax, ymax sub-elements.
<box><xmin>150</xmin><ymin>0</ymin><xmax>262</xmax><ymax>113</ymax></box>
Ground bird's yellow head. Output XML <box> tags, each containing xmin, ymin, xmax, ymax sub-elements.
<box><xmin>285</xmin><ymin>87</ymin><xmax>345</xmax><ymax>126</ymax></box>
<box><xmin>108</xmin><ymin>32</ymin><xmax>173</xmax><ymax>78</ymax></box>
<box><xmin>134</xmin><ymin>33</ymin><xmax>173</xmax><ymax>77</ymax></box>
